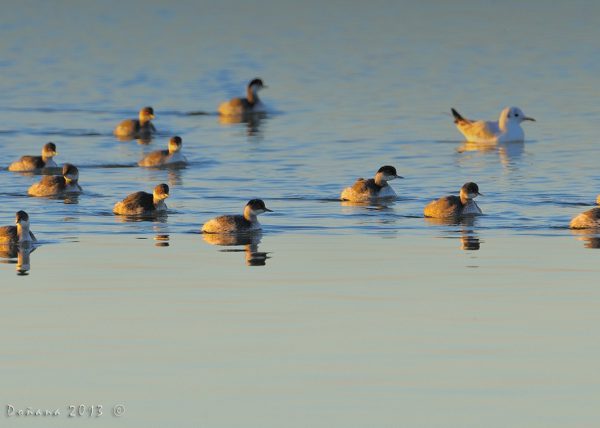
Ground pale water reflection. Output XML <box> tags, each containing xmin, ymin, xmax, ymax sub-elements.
<box><xmin>457</xmin><ymin>141</ymin><xmax>525</xmax><ymax>169</ymax></box>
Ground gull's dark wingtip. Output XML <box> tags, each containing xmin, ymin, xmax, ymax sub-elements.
<box><xmin>451</xmin><ymin>108</ymin><xmax>464</xmax><ymax>124</ymax></box>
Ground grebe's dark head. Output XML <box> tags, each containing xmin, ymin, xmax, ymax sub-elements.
<box><xmin>168</xmin><ymin>136</ymin><xmax>183</xmax><ymax>153</ymax></box>
<box><xmin>153</xmin><ymin>183</ymin><xmax>170</xmax><ymax>200</ymax></box>
<box><xmin>376</xmin><ymin>165</ymin><xmax>403</xmax><ymax>181</ymax></box>
<box><xmin>248</xmin><ymin>78</ymin><xmax>266</xmax><ymax>92</ymax></box>
<box><xmin>460</xmin><ymin>182</ymin><xmax>482</xmax><ymax>200</ymax></box>
<box><xmin>15</xmin><ymin>210</ymin><xmax>29</xmax><ymax>225</ymax></box>
<box><xmin>246</xmin><ymin>199</ymin><xmax>273</xmax><ymax>215</ymax></box>
<box><xmin>62</xmin><ymin>163</ymin><xmax>79</xmax><ymax>181</ymax></box>
<box><xmin>42</xmin><ymin>142</ymin><xmax>57</xmax><ymax>157</ymax></box>
<box><xmin>139</xmin><ymin>106</ymin><xmax>155</xmax><ymax>122</ymax></box>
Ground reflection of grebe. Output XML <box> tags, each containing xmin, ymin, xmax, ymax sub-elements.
<box><xmin>340</xmin><ymin>166</ymin><xmax>402</xmax><ymax>202</ymax></box>
<box><xmin>202</xmin><ymin>231</ymin><xmax>269</xmax><ymax>266</ymax></box>
<box><xmin>113</xmin><ymin>184</ymin><xmax>169</xmax><ymax>216</ymax></box>
<box><xmin>28</xmin><ymin>164</ymin><xmax>82</xmax><ymax>197</ymax></box>
<box><xmin>139</xmin><ymin>136</ymin><xmax>187</xmax><ymax>167</ymax></box>
<box><xmin>202</xmin><ymin>199</ymin><xmax>272</xmax><ymax>234</ymax></box>
<box><xmin>0</xmin><ymin>211</ymin><xmax>37</xmax><ymax>244</ymax></box>
<box><xmin>218</xmin><ymin>78</ymin><xmax>267</xmax><ymax>116</ymax></box>
<box><xmin>570</xmin><ymin>196</ymin><xmax>600</xmax><ymax>229</ymax></box>
<box><xmin>424</xmin><ymin>216</ymin><xmax>481</xmax><ymax>251</ymax></box>
<box><xmin>114</xmin><ymin>106</ymin><xmax>156</xmax><ymax>140</ymax></box>
<box><xmin>424</xmin><ymin>182</ymin><xmax>482</xmax><ymax>219</ymax></box>
<box><xmin>0</xmin><ymin>242</ymin><xmax>35</xmax><ymax>275</ymax></box>
<box><xmin>8</xmin><ymin>142</ymin><xmax>58</xmax><ymax>172</ymax></box>
<box><xmin>451</xmin><ymin>106</ymin><xmax>535</xmax><ymax>143</ymax></box>
<box><xmin>218</xmin><ymin>113</ymin><xmax>266</xmax><ymax>137</ymax></box>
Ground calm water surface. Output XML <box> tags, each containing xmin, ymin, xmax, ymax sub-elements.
<box><xmin>1</xmin><ymin>1</ymin><xmax>600</xmax><ymax>427</ymax></box>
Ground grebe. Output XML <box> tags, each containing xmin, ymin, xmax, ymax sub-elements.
<box><xmin>202</xmin><ymin>199</ymin><xmax>272</xmax><ymax>234</ymax></box>
<box><xmin>424</xmin><ymin>182</ymin><xmax>483</xmax><ymax>218</ymax></box>
<box><xmin>8</xmin><ymin>142</ymin><xmax>57</xmax><ymax>172</ymax></box>
<box><xmin>114</xmin><ymin>106</ymin><xmax>156</xmax><ymax>139</ymax></box>
<box><xmin>113</xmin><ymin>184</ymin><xmax>169</xmax><ymax>216</ymax></box>
<box><xmin>27</xmin><ymin>163</ymin><xmax>82</xmax><ymax>197</ymax></box>
<box><xmin>451</xmin><ymin>107</ymin><xmax>535</xmax><ymax>143</ymax></box>
<box><xmin>570</xmin><ymin>195</ymin><xmax>600</xmax><ymax>229</ymax></box>
<box><xmin>0</xmin><ymin>211</ymin><xmax>37</xmax><ymax>244</ymax></box>
<box><xmin>138</xmin><ymin>136</ymin><xmax>187</xmax><ymax>167</ymax></box>
<box><xmin>218</xmin><ymin>78</ymin><xmax>267</xmax><ymax>116</ymax></box>
<box><xmin>340</xmin><ymin>166</ymin><xmax>403</xmax><ymax>202</ymax></box>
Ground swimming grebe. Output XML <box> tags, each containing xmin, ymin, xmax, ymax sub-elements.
<box><xmin>0</xmin><ymin>211</ymin><xmax>37</xmax><ymax>244</ymax></box>
<box><xmin>202</xmin><ymin>199</ymin><xmax>272</xmax><ymax>234</ymax></box>
<box><xmin>424</xmin><ymin>182</ymin><xmax>483</xmax><ymax>218</ymax></box>
<box><xmin>138</xmin><ymin>136</ymin><xmax>187</xmax><ymax>167</ymax></box>
<box><xmin>8</xmin><ymin>142</ymin><xmax>57</xmax><ymax>172</ymax></box>
<box><xmin>451</xmin><ymin>107</ymin><xmax>535</xmax><ymax>143</ymax></box>
<box><xmin>114</xmin><ymin>106</ymin><xmax>156</xmax><ymax>139</ymax></box>
<box><xmin>340</xmin><ymin>166</ymin><xmax>403</xmax><ymax>202</ymax></box>
<box><xmin>218</xmin><ymin>78</ymin><xmax>267</xmax><ymax>116</ymax></box>
<box><xmin>113</xmin><ymin>183</ymin><xmax>169</xmax><ymax>216</ymax></box>
<box><xmin>569</xmin><ymin>195</ymin><xmax>600</xmax><ymax>229</ymax></box>
<box><xmin>27</xmin><ymin>163</ymin><xmax>82</xmax><ymax>197</ymax></box>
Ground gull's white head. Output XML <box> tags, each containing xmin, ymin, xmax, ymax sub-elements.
<box><xmin>500</xmin><ymin>107</ymin><xmax>535</xmax><ymax>126</ymax></box>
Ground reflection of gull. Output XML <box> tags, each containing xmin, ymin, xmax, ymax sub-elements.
<box><xmin>424</xmin><ymin>216</ymin><xmax>481</xmax><ymax>251</ymax></box>
<box><xmin>451</xmin><ymin>107</ymin><xmax>535</xmax><ymax>143</ymax></box>
<box><xmin>457</xmin><ymin>141</ymin><xmax>525</xmax><ymax>168</ymax></box>
<box><xmin>202</xmin><ymin>232</ymin><xmax>269</xmax><ymax>266</ymax></box>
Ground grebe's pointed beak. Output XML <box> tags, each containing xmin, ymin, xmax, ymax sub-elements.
<box><xmin>523</xmin><ymin>116</ymin><xmax>535</xmax><ymax>121</ymax></box>
<box><xmin>264</xmin><ymin>208</ymin><xmax>273</xmax><ymax>212</ymax></box>
<box><xmin>396</xmin><ymin>175</ymin><xmax>404</xmax><ymax>179</ymax></box>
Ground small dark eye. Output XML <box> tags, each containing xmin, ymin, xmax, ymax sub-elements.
<box><xmin>515</xmin><ymin>113</ymin><xmax>519</xmax><ymax>116</ymax></box>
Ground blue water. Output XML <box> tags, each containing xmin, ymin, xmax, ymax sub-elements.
<box><xmin>1</xmin><ymin>1</ymin><xmax>600</xmax><ymax>427</ymax></box>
